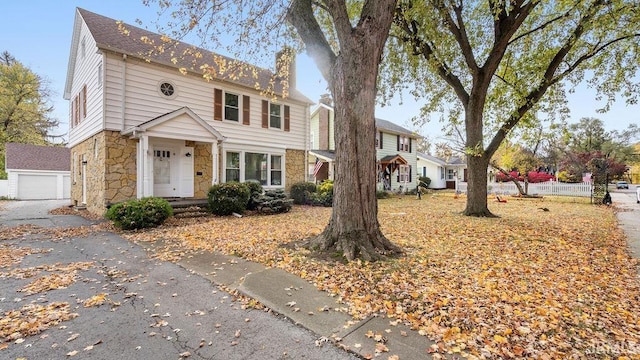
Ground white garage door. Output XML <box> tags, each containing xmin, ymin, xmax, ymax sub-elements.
<box><xmin>17</xmin><ymin>174</ymin><xmax>57</xmax><ymax>200</ymax></box>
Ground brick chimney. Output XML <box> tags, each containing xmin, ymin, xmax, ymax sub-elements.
<box><xmin>319</xmin><ymin>93</ymin><xmax>332</xmax><ymax>106</ymax></box>
<box><xmin>276</xmin><ymin>48</ymin><xmax>296</xmax><ymax>90</ymax></box>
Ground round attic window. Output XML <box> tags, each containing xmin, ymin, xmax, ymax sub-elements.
<box><xmin>159</xmin><ymin>81</ymin><xmax>176</xmax><ymax>98</ymax></box>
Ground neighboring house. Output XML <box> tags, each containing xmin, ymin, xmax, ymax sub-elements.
<box><xmin>64</xmin><ymin>8</ymin><xmax>312</xmax><ymax>214</ymax></box>
<box><xmin>416</xmin><ymin>152</ymin><xmax>467</xmax><ymax>189</ymax></box>
<box><xmin>4</xmin><ymin>143</ymin><xmax>70</xmax><ymax>200</ymax></box>
<box><xmin>308</xmin><ymin>97</ymin><xmax>419</xmax><ymax>192</ymax></box>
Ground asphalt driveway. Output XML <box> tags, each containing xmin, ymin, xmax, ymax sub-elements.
<box><xmin>0</xmin><ymin>200</ymin><xmax>357</xmax><ymax>360</ymax></box>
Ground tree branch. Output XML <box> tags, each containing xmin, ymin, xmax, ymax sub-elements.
<box><xmin>485</xmin><ymin>0</ymin><xmax>609</xmax><ymax>158</ymax></box>
<box><xmin>286</xmin><ymin>0</ymin><xmax>337</xmax><ymax>81</ymax></box>
<box><xmin>394</xmin><ymin>3</ymin><xmax>470</xmax><ymax>105</ymax></box>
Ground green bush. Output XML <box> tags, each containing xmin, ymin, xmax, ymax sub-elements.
<box><xmin>254</xmin><ymin>189</ymin><xmax>293</xmax><ymax>213</ymax></box>
<box><xmin>310</xmin><ymin>180</ymin><xmax>333</xmax><ymax>207</ymax></box>
<box><xmin>105</xmin><ymin>197</ymin><xmax>173</xmax><ymax>230</ymax></box>
<box><xmin>207</xmin><ymin>182</ymin><xmax>251</xmax><ymax>216</ymax></box>
<box><xmin>244</xmin><ymin>181</ymin><xmax>264</xmax><ymax>210</ymax></box>
<box><xmin>290</xmin><ymin>182</ymin><xmax>317</xmax><ymax>205</ymax></box>
<box><xmin>377</xmin><ymin>190</ymin><xmax>391</xmax><ymax>199</ymax></box>
<box><xmin>418</xmin><ymin>176</ymin><xmax>431</xmax><ymax>188</ymax></box>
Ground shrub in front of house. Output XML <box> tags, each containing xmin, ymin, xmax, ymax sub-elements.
<box><xmin>310</xmin><ymin>180</ymin><xmax>333</xmax><ymax>207</ymax></box>
<box><xmin>253</xmin><ymin>189</ymin><xmax>293</xmax><ymax>214</ymax></box>
<box><xmin>418</xmin><ymin>176</ymin><xmax>431</xmax><ymax>188</ymax></box>
<box><xmin>207</xmin><ymin>182</ymin><xmax>251</xmax><ymax>216</ymax></box>
<box><xmin>376</xmin><ymin>190</ymin><xmax>392</xmax><ymax>199</ymax></box>
<box><xmin>105</xmin><ymin>197</ymin><xmax>173</xmax><ymax>230</ymax></box>
<box><xmin>290</xmin><ymin>182</ymin><xmax>317</xmax><ymax>205</ymax></box>
<box><xmin>244</xmin><ymin>181</ymin><xmax>264</xmax><ymax>210</ymax></box>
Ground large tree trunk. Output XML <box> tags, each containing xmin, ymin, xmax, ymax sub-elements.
<box><xmin>463</xmin><ymin>103</ymin><xmax>495</xmax><ymax>217</ymax></box>
<box><xmin>288</xmin><ymin>0</ymin><xmax>401</xmax><ymax>261</ymax></box>
<box><xmin>305</xmin><ymin>13</ymin><xmax>400</xmax><ymax>261</ymax></box>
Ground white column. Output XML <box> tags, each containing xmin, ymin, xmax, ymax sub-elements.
<box><xmin>139</xmin><ymin>135</ymin><xmax>152</xmax><ymax>197</ymax></box>
<box><xmin>212</xmin><ymin>141</ymin><xmax>219</xmax><ymax>185</ymax></box>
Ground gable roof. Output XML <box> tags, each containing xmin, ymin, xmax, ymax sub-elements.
<box><xmin>417</xmin><ymin>152</ymin><xmax>447</xmax><ymax>166</ymax></box>
<box><xmin>65</xmin><ymin>8</ymin><xmax>312</xmax><ymax>104</ymax></box>
<box><xmin>122</xmin><ymin>106</ymin><xmax>226</xmax><ymax>142</ymax></box>
<box><xmin>5</xmin><ymin>143</ymin><xmax>70</xmax><ymax>171</ymax></box>
<box><xmin>375</xmin><ymin>118</ymin><xmax>417</xmax><ymax>138</ymax></box>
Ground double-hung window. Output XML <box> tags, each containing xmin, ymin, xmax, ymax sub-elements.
<box><xmin>226</xmin><ymin>152</ymin><xmax>240</xmax><ymax>182</ymax></box>
<box><xmin>399</xmin><ymin>165</ymin><xmax>410</xmax><ymax>182</ymax></box>
<box><xmin>270</xmin><ymin>103</ymin><xmax>281</xmax><ymax>129</ymax></box>
<box><xmin>225</xmin><ymin>93</ymin><xmax>240</xmax><ymax>121</ymax></box>
<box><xmin>225</xmin><ymin>151</ymin><xmax>284</xmax><ymax>186</ymax></box>
<box><xmin>271</xmin><ymin>155</ymin><xmax>282</xmax><ymax>185</ymax></box>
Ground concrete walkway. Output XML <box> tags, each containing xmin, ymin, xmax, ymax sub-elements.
<box><xmin>611</xmin><ymin>191</ymin><xmax>640</xmax><ymax>268</ymax></box>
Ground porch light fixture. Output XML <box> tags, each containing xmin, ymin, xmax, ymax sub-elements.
<box><xmin>185</xmin><ymin>152</ymin><xmax>192</xmax><ymax>157</ymax></box>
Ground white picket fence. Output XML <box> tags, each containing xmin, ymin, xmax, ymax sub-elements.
<box><xmin>457</xmin><ymin>181</ymin><xmax>592</xmax><ymax>197</ymax></box>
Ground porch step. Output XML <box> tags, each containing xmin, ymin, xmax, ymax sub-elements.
<box><xmin>166</xmin><ymin>198</ymin><xmax>210</xmax><ymax>218</ymax></box>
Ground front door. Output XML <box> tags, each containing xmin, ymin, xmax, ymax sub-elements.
<box><xmin>153</xmin><ymin>147</ymin><xmax>178</xmax><ymax>197</ymax></box>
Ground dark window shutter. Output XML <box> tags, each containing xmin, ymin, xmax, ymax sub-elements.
<box><xmin>82</xmin><ymin>85</ymin><xmax>87</xmax><ymax>119</ymax></box>
<box><xmin>380</xmin><ymin>132</ymin><xmax>383</xmax><ymax>149</ymax></box>
<box><xmin>409</xmin><ymin>165</ymin><xmax>412</xmax><ymax>182</ymax></box>
<box><xmin>242</xmin><ymin>95</ymin><xmax>250</xmax><ymax>125</ymax></box>
<box><xmin>397</xmin><ymin>170</ymin><xmax>400</xmax><ymax>182</ymax></box>
<box><xmin>409</xmin><ymin>138</ymin><xmax>412</xmax><ymax>153</ymax></box>
<box><xmin>261</xmin><ymin>100</ymin><xmax>268</xmax><ymax>128</ymax></box>
<box><xmin>284</xmin><ymin>105</ymin><xmax>290</xmax><ymax>132</ymax></box>
<box><xmin>397</xmin><ymin>135</ymin><xmax>400</xmax><ymax>151</ymax></box>
<box><xmin>214</xmin><ymin>89</ymin><xmax>222</xmax><ymax>121</ymax></box>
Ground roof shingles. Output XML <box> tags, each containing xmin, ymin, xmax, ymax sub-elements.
<box><xmin>5</xmin><ymin>143</ymin><xmax>70</xmax><ymax>171</ymax></box>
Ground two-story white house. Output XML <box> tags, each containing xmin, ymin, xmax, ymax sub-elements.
<box><xmin>308</xmin><ymin>96</ymin><xmax>420</xmax><ymax>192</ymax></box>
<box><xmin>64</xmin><ymin>8</ymin><xmax>312</xmax><ymax>214</ymax></box>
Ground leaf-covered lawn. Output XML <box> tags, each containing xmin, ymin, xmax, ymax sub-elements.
<box><xmin>125</xmin><ymin>195</ymin><xmax>640</xmax><ymax>359</ymax></box>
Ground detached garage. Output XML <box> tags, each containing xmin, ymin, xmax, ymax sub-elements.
<box><xmin>5</xmin><ymin>143</ymin><xmax>70</xmax><ymax>200</ymax></box>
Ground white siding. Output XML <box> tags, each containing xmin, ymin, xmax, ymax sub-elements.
<box><xmin>68</xmin><ymin>19</ymin><xmax>105</xmax><ymax>147</ymax></box>
<box><xmin>417</xmin><ymin>157</ymin><xmax>447</xmax><ymax>189</ymax></box>
<box><xmin>104</xmin><ymin>56</ymin><xmax>308</xmax><ymax>151</ymax></box>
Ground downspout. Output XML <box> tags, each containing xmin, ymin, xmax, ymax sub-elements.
<box><xmin>121</xmin><ymin>54</ymin><xmax>127</xmax><ymax>131</ymax></box>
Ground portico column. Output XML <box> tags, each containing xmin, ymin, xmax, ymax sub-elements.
<box><xmin>140</xmin><ymin>135</ymin><xmax>152</xmax><ymax>197</ymax></box>
<box><xmin>212</xmin><ymin>141</ymin><xmax>219</xmax><ymax>185</ymax></box>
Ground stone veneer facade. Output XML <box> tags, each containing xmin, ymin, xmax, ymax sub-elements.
<box><xmin>70</xmin><ymin>130</ymin><xmax>137</xmax><ymax>215</ymax></box>
<box><xmin>188</xmin><ymin>141</ymin><xmax>213</xmax><ymax>198</ymax></box>
<box><xmin>285</xmin><ymin>149</ymin><xmax>306</xmax><ymax>191</ymax></box>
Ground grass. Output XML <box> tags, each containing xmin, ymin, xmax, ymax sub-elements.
<box><xmin>124</xmin><ymin>194</ymin><xmax>640</xmax><ymax>359</ymax></box>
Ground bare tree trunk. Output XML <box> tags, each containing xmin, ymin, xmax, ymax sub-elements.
<box><xmin>490</xmin><ymin>161</ymin><xmax>526</xmax><ymax>196</ymax></box>
<box><xmin>463</xmin><ymin>107</ymin><xmax>495</xmax><ymax>217</ymax></box>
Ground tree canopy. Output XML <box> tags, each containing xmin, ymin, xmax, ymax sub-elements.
<box><xmin>384</xmin><ymin>0</ymin><xmax>640</xmax><ymax>216</ymax></box>
<box><xmin>0</xmin><ymin>51</ymin><xmax>61</xmax><ymax>178</ymax></box>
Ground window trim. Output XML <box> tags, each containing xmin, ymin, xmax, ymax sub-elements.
<box><xmin>223</xmin><ymin>149</ymin><xmax>285</xmax><ymax>187</ymax></box>
<box><xmin>269</xmin><ymin>103</ymin><xmax>282</xmax><ymax>129</ymax></box>
<box><xmin>224</xmin><ymin>92</ymin><xmax>240</xmax><ymax>122</ymax></box>
<box><xmin>158</xmin><ymin>80</ymin><xmax>177</xmax><ymax>99</ymax></box>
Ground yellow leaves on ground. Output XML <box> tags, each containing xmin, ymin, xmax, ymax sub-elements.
<box><xmin>0</xmin><ymin>302</ymin><xmax>78</xmax><ymax>340</ymax></box>
<box><xmin>83</xmin><ymin>293</ymin><xmax>109</xmax><ymax>308</ymax></box>
<box><xmin>18</xmin><ymin>272</ymin><xmax>77</xmax><ymax>295</ymax></box>
<box><xmin>125</xmin><ymin>195</ymin><xmax>640</xmax><ymax>358</ymax></box>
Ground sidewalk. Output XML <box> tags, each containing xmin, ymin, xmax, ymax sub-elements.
<box><xmin>610</xmin><ymin>191</ymin><xmax>640</xmax><ymax>269</ymax></box>
<box><xmin>171</xmin><ymin>248</ymin><xmax>439</xmax><ymax>359</ymax></box>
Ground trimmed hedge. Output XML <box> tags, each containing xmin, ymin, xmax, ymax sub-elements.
<box><xmin>207</xmin><ymin>182</ymin><xmax>251</xmax><ymax>215</ymax></box>
<box><xmin>105</xmin><ymin>197</ymin><xmax>173</xmax><ymax>230</ymax></box>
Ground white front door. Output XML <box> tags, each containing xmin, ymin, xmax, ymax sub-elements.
<box><xmin>153</xmin><ymin>147</ymin><xmax>178</xmax><ymax>197</ymax></box>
